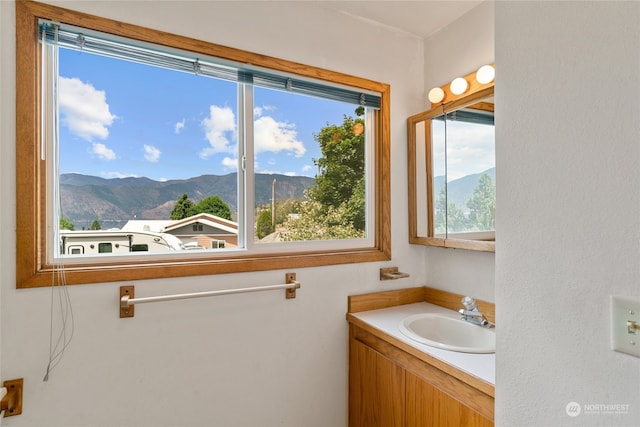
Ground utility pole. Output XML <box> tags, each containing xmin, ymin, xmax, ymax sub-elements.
<box><xmin>272</xmin><ymin>178</ymin><xmax>277</xmax><ymax>232</ymax></box>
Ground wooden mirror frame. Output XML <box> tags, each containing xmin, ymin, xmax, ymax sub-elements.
<box><xmin>407</xmin><ymin>73</ymin><xmax>495</xmax><ymax>252</ymax></box>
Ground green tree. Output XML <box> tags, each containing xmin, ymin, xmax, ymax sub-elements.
<box><xmin>307</xmin><ymin>108</ymin><xmax>366</xmax><ymax>231</ymax></box>
<box><xmin>256</xmin><ymin>209</ymin><xmax>274</xmax><ymax>239</ymax></box>
<box><xmin>170</xmin><ymin>193</ymin><xmax>194</xmax><ymax>220</ymax></box>
<box><xmin>434</xmin><ymin>187</ymin><xmax>466</xmax><ymax>234</ymax></box>
<box><xmin>90</xmin><ymin>219</ymin><xmax>101</xmax><ymax>230</ymax></box>
<box><xmin>60</xmin><ymin>217</ymin><xmax>75</xmax><ymax>231</ymax></box>
<box><xmin>282</xmin><ymin>200</ymin><xmax>364</xmax><ymax>241</ymax></box>
<box><xmin>467</xmin><ymin>173</ymin><xmax>496</xmax><ymax>231</ymax></box>
<box><xmin>275</xmin><ymin>199</ymin><xmax>301</xmax><ymax>225</ymax></box>
<box><xmin>190</xmin><ymin>195</ymin><xmax>232</xmax><ymax>220</ymax></box>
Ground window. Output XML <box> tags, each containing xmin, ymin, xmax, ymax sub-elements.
<box><xmin>212</xmin><ymin>241</ymin><xmax>226</xmax><ymax>249</ymax></box>
<box><xmin>98</xmin><ymin>243</ymin><xmax>113</xmax><ymax>253</ymax></box>
<box><xmin>16</xmin><ymin>1</ymin><xmax>390</xmax><ymax>288</ymax></box>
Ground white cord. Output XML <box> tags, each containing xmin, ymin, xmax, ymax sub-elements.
<box><xmin>43</xmin><ymin>25</ymin><xmax>75</xmax><ymax>382</ymax></box>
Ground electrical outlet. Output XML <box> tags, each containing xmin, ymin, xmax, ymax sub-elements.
<box><xmin>611</xmin><ymin>296</ymin><xmax>640</xmax><ymax>358</ymax></box>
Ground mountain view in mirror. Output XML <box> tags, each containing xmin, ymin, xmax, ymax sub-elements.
<box><xmin>408</xmin><ymin>78</ymin><xmax>495</xmax><ymax>252</ymax></box>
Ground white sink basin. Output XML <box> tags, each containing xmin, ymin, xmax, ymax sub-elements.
<box><xmin>399</xmin><ymin>313</ymin><xmax>495</xmax><ymax>353</ymax></box>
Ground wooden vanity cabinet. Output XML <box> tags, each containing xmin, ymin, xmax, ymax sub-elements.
<box><xmin>405</xmin><ymin>371</ymin><xmax>493</xmax><ymax>427</ymax></box>
<box><xmin>348</xmin><ymin>324</ymin><xmax>494</xmax><ymax>427</ymax></box>
<box><xmin>349</xmin><ymin>337</ymin><xmax>405</xmax><ymax>426</ymax></box>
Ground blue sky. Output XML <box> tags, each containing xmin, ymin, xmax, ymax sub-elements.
<box><xmin>431</xmin><ymin>117</ymin><xmax>495</xmax><ymax>181</ymax></box>
<box><xmin>58</xmin><ymin>47</ymin><xmax>357</xmax><ymax>181</ymax></box>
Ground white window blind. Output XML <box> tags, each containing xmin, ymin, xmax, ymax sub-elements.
<box><xmin>39</xmin><ymin>20</ymin><xmax>381</xmax><ymax>109</ymax></box>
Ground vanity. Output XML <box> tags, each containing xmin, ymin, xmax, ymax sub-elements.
<box><xmin>347</xmin><ymin>287</ymin><xmax>495</xmax><ymax>427</ymax></box>
<box><xmin>347</xmin><ymin>63</ymin><xmax>497</xmax><ymax>426</ymax></box>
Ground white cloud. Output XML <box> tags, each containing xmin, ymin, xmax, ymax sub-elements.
<box><xmin>101</xmin><ymin>171</ymin><xmax>138</xmax><ymax>179</ymax></box>
<box><xmin>302</xmin><ymin>164</ymin><xmax>313</xmax><ymax>173</ymax></box>
<box><xmin>175</xmin><ymin>119</ymin><xmax>185</xmax><ymax>134</ymax></box>
<box><xmin>58</xmin><ymin>76</ymin><xmax>116</xmax><ymax>141</ymax></box>
<box><xmin>254</xmin><ymin>167</ymin><xmax>296</xmax><ymax>176</ymax></box>
<box><xmin>91</xmin><ymin>142</ymin><xmax>116</xmax><ymax>160</ymax></box>
<box><xmin>222</xmin><ymin>156</ymin><xmax>238</xmax><ymax>171</ymax></box>
<box><xmin>254</xmin><ymin>105</ymin><xmax>276</xmax><ymax>117</ymax></box>
<box><xmin>200</xmin><ymin>104</ymin><xmax>305</xmax><ymax>161</ymax></box>
<box><xmin>256</xmin><ymin>169</ymin><xmax>277</xmax><ymax>175</ymax></box>
<box><xmin>200</xmin><ymin>105</ymin><xmax>236</xmax><ymax>158</ymax></box>
<box><xmin>143</xmin><ymin>144</ymin><xmax>161</xmax><ymax>163</ymax></box>
<box><xmin>445</xmin><ymin>123</ymin><xmax>495</xmax><ymax>180</ymax></box>
<box><xmin>254</xmin><ymin>115</ymin><xmax>305</xmax><ymax>157</ymax></box>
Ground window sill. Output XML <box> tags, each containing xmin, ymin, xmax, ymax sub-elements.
<box><xmin>19</xmin><ymin>247</ymin><xmax>390</xmax><ymax>288</ymax></box>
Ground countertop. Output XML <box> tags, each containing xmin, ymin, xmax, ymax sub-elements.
<box><xmin>349</xmin><ymin>301</ymin><xmax>495</xmax><ymax>385</ymax></box>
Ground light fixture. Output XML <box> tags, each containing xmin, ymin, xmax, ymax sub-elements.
<box><xmin>450</xmin><ymin>77</ymin><xmax>468</xmax><ymax>95</ymax></box>
<box><xmin>427</xmin><ymin>65</ymin><xmax>494</xmax><ymax>106</ymax></box>
<box><xmin>428</xmin><ymin>87</ymin><xmax>445</xmax><ymax>104</ymax></box>
<box><xmin>475</xmin><ymin>64</ymin><xmax>495</xmax><ymax>84</ymax></box>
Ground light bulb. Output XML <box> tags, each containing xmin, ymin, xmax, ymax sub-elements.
<box><xmin>428</xmin><ymin>87</ymin><xmax>445</xmax><ymax>103</ymax></box>
<box><xmin>450</xmin><ymin>77</ymin><xmax>468</xmax><ymax>95</ymax></box>
<box><xmin>476</xmin><ymin>64</ymin><xmax>495</xmax><ymax>84</ymax></box>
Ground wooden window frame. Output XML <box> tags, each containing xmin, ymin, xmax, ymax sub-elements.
<box><xmin>15</xmin><ymin>0</ymin><xmax>391</xmax><ymax>288</ymax></box>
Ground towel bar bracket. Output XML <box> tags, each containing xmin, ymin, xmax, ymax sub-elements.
<box><xmin>120</xmin><ymin>285</ymin><xmax>135</xmax><ymax>318</ymax></box>
<box><xmin>285</xmin><ymin>272</ymin><xmax>299</xmax><ymax>299</ymax></box>
<box><xmin>1</xmin><ymin>378</ymin><xmax>23</xmax><ymax>418</ymax></box>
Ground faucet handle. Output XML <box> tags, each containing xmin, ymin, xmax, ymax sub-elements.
<box><xmin>461</xmin><ymin>296</ymin><xmax>477</xmax><ymax>311</ymax></box>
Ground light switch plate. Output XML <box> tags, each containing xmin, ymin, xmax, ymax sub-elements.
<box><xmin>611</xmin><ymin>296</ymin><xmax>640</xmax><ymax>358</ymax></box>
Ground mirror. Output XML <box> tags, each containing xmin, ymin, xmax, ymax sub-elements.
<box><xmin>408</xmin><ymin>78</ymin><xmax>495</xmax><ymax>252</ymax></box>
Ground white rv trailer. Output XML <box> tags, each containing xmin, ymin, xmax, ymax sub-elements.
<box><xmin>60</xmin><ymin>229</ymin><xmax>184</xmax><ymax>255</ymax></box>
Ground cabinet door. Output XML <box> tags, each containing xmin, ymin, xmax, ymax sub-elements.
<box><xmin>349</xmin><ymin>337</ymin><xmax>405</xmax><ymax>427</ymax></box>
<box><xmin>406</xmin><ymin>371</ymin><xmax>493</xmax><ymax>427</ymax></box>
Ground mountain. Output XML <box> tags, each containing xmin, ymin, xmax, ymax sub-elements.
<box><xmin>60</xmin><ymin>173</ymin><xmax>314</xmax><ymax>230</ymax></box>
<box><xmin>433</xmin><ymin>167</ymin><xmax>495</xmax><ymax>211</ymax></box>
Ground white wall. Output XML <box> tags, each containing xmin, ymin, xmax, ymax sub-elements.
<box><xmin>423</xmin><ymin>1</ymin><xmax>496</xmax><ymax>302</ymax></box>
<box><xmin>0</xmin><ymin>2</ymin><xmax>426</xmax><ymax>426</ymax></box>
<box><xmin>0</xmin><ymin>0</ymin><xmax>5</xmax><ymax>386</ymax></box>
<box><xmin>496</xmin><ymin>2</ymin><xmax>640</xmax><ymax>426</ymax></box>
<box><xmin>424</xmin><ymin>0</ymin><xmax>495</xmax><ymax>91</ymax></box>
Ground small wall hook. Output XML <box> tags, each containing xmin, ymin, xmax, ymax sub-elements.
<box><xmin>379</xmin><ymin>267</ymin><xmax>410</xmax><ymax>281</ymax></box>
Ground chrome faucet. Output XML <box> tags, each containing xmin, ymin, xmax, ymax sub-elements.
<box><xmin>459</xmin><ymin>296</ymin><xmax>493</xmax><ymax>328</ymax></box>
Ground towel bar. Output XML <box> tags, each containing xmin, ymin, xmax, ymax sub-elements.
<box><xmin>120</xmin><ymin>272</ymin><xmax>300</xmax><ymax>318</ymax></box>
